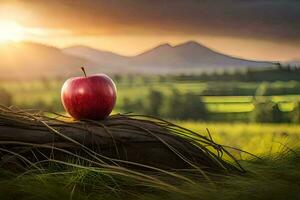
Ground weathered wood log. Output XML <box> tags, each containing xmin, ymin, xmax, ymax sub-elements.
<box><xmin>0</xmin><ymin>106</ymin><xmax>244</xmax><ymax>173</ymax></box>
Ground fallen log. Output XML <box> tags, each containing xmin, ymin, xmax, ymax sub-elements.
<box><xmin>0</xmin><ymin>106</ymin><xmax>245</xmax><ymax>173</ymax></box>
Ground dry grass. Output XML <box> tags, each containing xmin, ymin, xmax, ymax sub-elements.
<box><xmin>0</xmin><ymin>105</ymin><xmax>250</xmax><ymax>194</ymax></box>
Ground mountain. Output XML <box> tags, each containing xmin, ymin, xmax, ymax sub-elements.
<box><xmin>63</xmin><ymin>45</ymin><xmax>128</xmax><ymax>64</ymax></box>
<box><xmin>62</xmin><ymin>45</ymin><xmax>131</xmax><ymax>74</ymax></box>
<box><xmin>0</xmin><ymin>42</ymin><xmax>89</xmax><ymax>79</ymax></box>
<box><xmin>0</xmin><ymin>41</ymin><xmax>275</xmax><ymax>79</ymax></box>
<box><xmin>64</xmin><ymin>41</ymin><xmax>274</xmax><ymax>74</ymax></box>
<box><xmin>133</xmin><ymin>41</ymin><xmax>273</xmax><ymax>68</ymax></box>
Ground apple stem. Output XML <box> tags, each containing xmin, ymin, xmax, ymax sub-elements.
<box><xmin>81</xmin><ymin>67</ymin><xmax>87</xmax><ymax>77</ymax></box>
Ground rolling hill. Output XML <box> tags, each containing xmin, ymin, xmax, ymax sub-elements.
<box><xmin>0</xmin><ymin>42</ymin><xmax>89</xmax><ymax>79</ymax></box>
<box><xmin>0</xmin><ymin>41</ymin><xmax>275</xmax><ymax>79</ymax></box>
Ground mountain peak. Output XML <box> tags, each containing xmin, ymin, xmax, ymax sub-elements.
<box><xmin>135</xmin><ymin>43</ymin><xmax>173</xmax><ymax>57</ymax></box>
<box><xmin>182</xmin><ymin>41</ymin><xmax>199</xmax><ymax>46</ymax></box>
<box><xmin>62</xmin><ymin>41</ymin><xmax>274</xmax><ymax>73</ymax></box>
<box><xmin>175</xmin><ymin>41</ymin><xmax>207</xmax><ymax>49</ymax></box>
<box><xmin>153</xmin><ymin>43</ymin><xmax>173</xmax><ymax>50</ymax></box>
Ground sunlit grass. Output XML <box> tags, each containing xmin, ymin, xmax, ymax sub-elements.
<box><xmin>279</xmin><ymin>102</ymin><xmax>295</xmax><ymax>112</ymax></box>
<box><xmin>206</xmin><ymin>103</ymin><xmax>254</xmax><ymax>112</ymax></box>
<box><xmin>272</xmin><ymin>95</ymin><xmax>300</xmax><ymax>102</ymax></box>
<box><xmin>178</xmin><ymin>121</ymin><xmax>300</xmax><ymax>157</ymax></box>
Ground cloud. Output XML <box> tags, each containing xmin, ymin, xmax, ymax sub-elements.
<box><xmin>1</xmin><ymin>0</ymin><xmax>300</xmax><ymax>44</ymax></box>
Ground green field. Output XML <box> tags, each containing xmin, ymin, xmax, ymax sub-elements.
<box><xmin>1</xmin><ymin>78</ymin><xmax>300</xmax><ymax>199</ymax></box>
<box><xmin>1</xmin><ymin>79</ymin><xmax>299</xmax><ymax>113</ymax></box>
<box><xmin>1</xmin><ymin>78</ymin><xmax>300</xmax><ymax>151</ymax></box>
<box><xmin>179</xmin><ymin>122</ymin><xmax>300</xmax><ymax>156</ymax></box>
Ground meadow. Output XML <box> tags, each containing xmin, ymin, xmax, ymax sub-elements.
<box><xmin>1</xmin><ymin>108</ymin><xmax>300</xmax><ymax>200</ymax></box>
<box><xmin>179</xmin><ymin>121</ymin><xmax>300</xmax><ymax>156</ymax></box>
<box><xmin>1</xmin><ymin>78</ymin><xmax>299</xmax><ymax>113</ymax></box>
<box><xmin>1</xmin><ymin>74</ymin><xmax>300</xmax><ymax>200</ymax></box>
<box><xmin>1</xmin><ymin>77</ymin><xmax>300</xmax><ymax>153</ymax></box>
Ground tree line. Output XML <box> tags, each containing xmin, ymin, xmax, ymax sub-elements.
<box><xmin>1</xmin><ymin>86</ymin><xmax>300</xmax><ymax>123</ymax></box>
<box><xmin>120</xmin><ymin>88</ymin><xmax>300</xmax><ymax>123</ymax></box>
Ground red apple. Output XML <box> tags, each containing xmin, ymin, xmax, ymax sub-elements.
<box><xmin>61</xmin><ymin>67</ymin><xmax>117</xmax><ymax>120</ymax></box>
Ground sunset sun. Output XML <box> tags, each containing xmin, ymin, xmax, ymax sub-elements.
<box><xmin>0</xmin><ymin>21</ymin><xmax>25</xmax><ymax>42</ymax></box>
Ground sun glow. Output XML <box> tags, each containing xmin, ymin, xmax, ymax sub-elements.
<box><xmin>0</xmin><ymin>21</ymin><xmax>25</xmax><ymax>42</ymax></box>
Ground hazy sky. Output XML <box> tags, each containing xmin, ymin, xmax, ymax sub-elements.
<box><xmin>0</xmin><ymin>0</ymin><xmax>299</xmax><ymax>61</ymax></box>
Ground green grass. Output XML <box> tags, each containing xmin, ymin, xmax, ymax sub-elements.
<box><xmin>202</xmin><ymin>96</ymin><xmax>254</xmax><ymax>103</ymax></box>
<box><xmin>1</xmin><ymin>78</ymin><xmax>300</xmax><ymax>199</ymax></box>
<box><xmin>1</xmin><ymin>80</ymin><xmax>300</xmax><ymax>113</ymax></box>
<box><xmin>179</xmin><ymin>122</ymin><xmax>300</xmax><ymax>157</ymax></box>
<box><xmin>0</xmin><ymin>102</ymin><xmax>300</xmax><ymax>199</ymax></box>
<box><xmin>0</xmin><ymin>149</ymin><xmax>299</xmax><ymax>200</ymax></box>
<box><xmin>206</xmin><ymin>103</ymin><xmax>254</xmax><ymax>112</ymax></box>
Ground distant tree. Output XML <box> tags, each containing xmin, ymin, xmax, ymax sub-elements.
<box><xmin>252</xmin><ymin>100</ymin><xmax>283</xmax><ymax>123</ymax></box>
<box><xmin>275</xmin><ymin>62</ymin><xmax>283</xmax><ymax>70</ymax></box>
<box><xmin>122</xmin><ymin>97</ymin><xmax>134</xmax><ymax>113</ymax></box>
<box><xmin>180</xmin><ymin>93</ymin><xmax>208</xmax><ymax>120</ymax></box>
<box><xmin>271</xmin><ymin>103</ymin><xmax>283</xmax><ymax>123</ymax></box>
<box><xmin>292</xmin><ymin>102</ymin><xmax>300</xmax><ymax>123</ymax></box>
<box><xmin>255</xmin><ymin>82</ymin><xmax>270</xmax><ymax>96</ymax></box>
<box><xmin>121</xmin><ymin>97</ymin><xmax>143</xmax><ymax>113</ymax></box>
<box><xmin>126</xmin><ymin>75</ymin><xmax>134</xmax><ymax>87</ymax></box>
<box><xmin>112</xmin><ymin>74</ymin><xmax>122</xmax><ymax>84</ymax></box>
<box><xmin>145</xmin><ymin>89</ymin><xmax>164</xmax><ymax>116</ymax></box>
<box><xmin>164</xmin><ymin>89</ymin><xmax>184</xmax><ymax>119</ymax></box>
<box><xmin>158</xmin><ymin>75</ymin><xmax>166</xmax><ymax>82</ymax></box>
<box><xmin>143</xmin><ymin>76</ymin><xmax>151</xmax><ymax>85</ymax></box>
<box><xmin>164</xmin><ymin>90</ymin><xmax>208</xmax><ymax>120</ymax></box>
